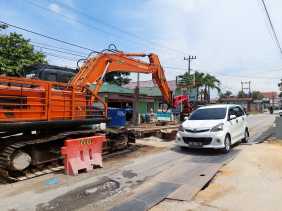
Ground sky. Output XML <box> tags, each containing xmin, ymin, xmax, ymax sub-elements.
<box><xmin>0</xmin><ymin>0</ymin><xmax>282</xmax><ymax>94</ymax></box>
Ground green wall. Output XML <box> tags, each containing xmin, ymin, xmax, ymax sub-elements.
<box><xmin>137</xmin><ymin>101</ymin><xmax>147</xmax><ymax>114</ymax></box>
<box><xmin>137</xmin><ymin>99</ymin><xmax>162</xmax><ymax>114</ymax></box>
<box><xmin>154</xmin><ymin>100</ymin><xmax>159</xmax><ymax>112</ymax></box>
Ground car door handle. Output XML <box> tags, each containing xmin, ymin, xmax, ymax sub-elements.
<box><xmin>236</xmin><ymin>119</ymin><xmax>239</xmax><ymax>123</ymax></box>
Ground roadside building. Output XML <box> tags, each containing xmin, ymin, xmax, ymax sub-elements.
<box><xmin>94</xmin><ymin>83</ymin><xmax>163</xmax><ymax>114</ymax></box>
<box><xmin>219</xmin><ymin>97</ymin><xmax>252</xmax><ymax>111</ymax></box>
<box><xmin>124</xmin><ymin>80</ymin><xmax>198</xmax><ymax>102</ymax></box>
<box><xmin>218</xmin><ymin>97</ymin><xmax>263</xmax><ymax>113</ymax></box>
<box><xmin>261</xmin><ymin>91</ymin><xmax>279</xmax><ymax>109</ymax></box>
<box><xmin>91</xmin><ymin>80</ymin><xmax>199</xmax><ymax>124</ymax></box>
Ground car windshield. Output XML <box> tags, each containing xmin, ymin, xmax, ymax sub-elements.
<box><xmin>189</xmin><ymin>108</ymin><xmax>227</xmax><ymax>120</ymax></box>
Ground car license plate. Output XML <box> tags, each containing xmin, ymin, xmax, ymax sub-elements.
<box><xmin>189</xmin><ymin>142</ymin><xmax>202</xmax><ymax>147</ymax></box>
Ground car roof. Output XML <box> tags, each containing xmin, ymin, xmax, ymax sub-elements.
<box><xmin>197</xmin><ymin>104</ymin><xmax>241</xmax><ymax>109</ymax></box>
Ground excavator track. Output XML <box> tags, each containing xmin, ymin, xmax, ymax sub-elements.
<box><xmin>0</xmin><ymin>147</ymin><xmax>134</xmax><ymax>184</ymax></box>
<box><xmin>0</xmin><ymin>141</ymin><xmax>65</xmax><ymax>183</ymax></box>
<box><xmin>0</xmin><ymin>129</ymin><xmax>133</xmax><ymax>183</ymax></box>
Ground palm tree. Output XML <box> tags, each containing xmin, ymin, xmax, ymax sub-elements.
<box><xmin>202</xmin><ymin>74</ymin><xmax>221</xmax><ymax>102</ymax></box>
<box><xmin>177</xmin><ymin>72</ymin><xmax>194</xmax><ymax>85</ymax></box>
<box><xmin>177</xmin><ymin>71</ymin><xmax>220</xmax><ymax>102</ymax></box>
<box><xmin>194</xmin><ymin>71</ymin><xmax>205</xmax><ymax>100</ymax></box>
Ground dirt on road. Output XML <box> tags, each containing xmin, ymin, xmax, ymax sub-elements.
<box><xmin>0</xmin><ymin>140</ymin><xmax>169</xmax><ymax>211</ymax></box>
<box><xmin>151</xmin><ymin>140</ymin><xmax>282</xmax><ymax>211</ymax></box>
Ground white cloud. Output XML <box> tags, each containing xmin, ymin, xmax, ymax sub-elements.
<box><xmin>122</xmin><ymin>0</ymin><xmax>282</xmax><ymax>93</ymax></box>
<box><xmin>48</xmin><ymin>1</ymin><xmax>78</xmax><ymax>25</ymax></box>
<box><xmin>34</xmin><ymin>0</ymin><xmax>282</xmax><ymax>93</ymax></box>
<box><xmin>49</xmin><ymin>3</ymin><xmax>61</xmax><ymax>14</ymax></box>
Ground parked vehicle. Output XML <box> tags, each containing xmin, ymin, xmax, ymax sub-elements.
<box><xmin>269</xmin><ymin>106</ymin><xmax>274</xmax><ymax>114</ymax></box>
<box><xmin>279</xmin><ymin>109</ymin><xmax>282</xmax><ymax>117</ymax></box>
<box><xmin>176</xmin><ymin>104</ymin><xmax>249</xmax><ymax>153</ymax></box>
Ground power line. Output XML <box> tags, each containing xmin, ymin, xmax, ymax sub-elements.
<box><xmin>184</xmin><ymin>55</ymin><xmax>197</xmax><ymax>75</ymax></box>
<box><xmin>30</xmin><ymin>41</ymin><xmax>88</xmax><ymax>55</ymax></box>
<box><xmin>28</xmin><ymin>0</ymin><xmax>186</xmax><ymax>55</ymax></box>
<box><xmin>26</xmin><ymin>0</ymin><xmax>121</xmax><ymax>45</ymax></box>
<box><xmin>0</xmin><ymin>20</ymin><xmax>184</xmax><ymax>74</ymax></box>
<box><xmin>0</xmin><ymin>20</ymin><xmax>97</xmax><ymax>52</ymax></box>
<box><xmin>33</xmin><ymin>44</ymin><xmax>86</xmax><ymax>57</ymax></box>
<box><xmin>216</xmin><ymin>74</ymin><xmax>277</xmax><ymax>80</ymax></box>
<box><xmin>162</xmin><ymin>65</ymin><xmax>280</xmax><ymax>79</ymax></box>
<box><xmin>43</xmin><ymin>52</ymin><xmax>78</xmax><ymax>62</ymax></box>
<box><xmin>241</xmin><ymin>81</ymin><xmax>251</xmax><ymax>96</ymax></box>
<box><xmin>260</xmin><ymin>0</ymin><xmax>282</xmax><ymax>57</ymax></box>
<box><xmin>46</xmin><ymin>0</ymin><xmax>186</xmax><ymax>55</ymax></box>
<box><xmin>1</xmin><ymin>20</ymin><xmax>280</xmax><ymax>80</ymax></box>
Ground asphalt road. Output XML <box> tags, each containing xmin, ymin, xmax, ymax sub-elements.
<box><xmin>0</xmin><ymin>114</ymin><xmax>276</xmax><ymax>211</ymax></box>
<box><xmin>247</xmin><ymin>113</ymin><xmax>276</xmax><ymax>142</ymax></box>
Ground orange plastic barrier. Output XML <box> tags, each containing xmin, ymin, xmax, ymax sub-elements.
<box><xmin>61</xmin><ymin>134</ymin><xmax>106</xmax><ymax>176</ymax></box>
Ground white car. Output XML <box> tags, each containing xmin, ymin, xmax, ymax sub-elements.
<box><xmin>176</xmin><ymin>104</ymin><xmax>249</xmax><ymax>153</ymax></box>
<box><xmin>279</xmin><ymin>110</ymin><xmax>282</xmax><ymax>116</ymax></box>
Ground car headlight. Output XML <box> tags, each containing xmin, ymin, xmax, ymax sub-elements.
<box><xmin>210</xmin><ymin>123</ymin><xmax>224</xmax><ymax>132</ymax></box>
<box><xmin>178</xmin><ymin>125</ymin><xmax>185</xmax><ymax>132</ymax></box>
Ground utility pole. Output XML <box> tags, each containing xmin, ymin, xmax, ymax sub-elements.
<box><xmin>133</xmin><ymin>73</ymin><xmax>140</xmax><ymax>125</ymax></box>
<box><xmin>184</xmin><ymin>55</ymin><xmax>197</xmax><ymax>76</ymax></box>
<box><xmin>241</xmin><ymin>81</ymin><xmax>251</xmax><ymax>97</ymax></box>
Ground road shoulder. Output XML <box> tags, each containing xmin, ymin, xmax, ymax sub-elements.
<box><xmin>151</xmin><ymin>140</ymin><xmax>282</xmax><ymax>211</ymax></box>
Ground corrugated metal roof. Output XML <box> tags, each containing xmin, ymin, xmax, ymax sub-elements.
<box><xmin>139</xmin><ymin>87</ymin><xmax>162</xmax><ymax>96</ymax></box>
<box><xmin>91</xmin><ymin>83</ymin><xmax>163</xmax><ymax>97</ymax></box>
<box><xmin>261</xmin><ymin>92</ymin><xmax>278</xmax><ymax>99</ymax></box>
<box><xmin>124</xmin><ymin>80</ymin><xmax>177</xmax><ymax>91</ymax></box>
<box><xmin>91</xmin><ymin>83</ymin><xmax>134</xmax><ymax>94</ymax></box>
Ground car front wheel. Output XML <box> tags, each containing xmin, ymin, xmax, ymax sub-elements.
<box><xmin>242</xmin><ymin>129</ymin><xmax>249</xmax><ymax>143</ymax></box>
<box><xmin>222</xmin><ymin>135</ymin><xmax>231</xmax><ymax>153</ymax></box>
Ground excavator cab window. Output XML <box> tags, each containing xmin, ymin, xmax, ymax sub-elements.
<box><xmin>46</xmin><ymin>73</ymin><xmax>57</xmax><ymax>82</ymax></box>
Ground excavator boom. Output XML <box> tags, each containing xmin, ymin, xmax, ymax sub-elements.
<box><xmin>0</xmin><ymin>50</ymin><xmax>174</xmax><ymax>125</ymax></box>
<box><xmin>70</xmin><ymin>52</ymin><xmax>173</xmax><ymax>108</ymax></box>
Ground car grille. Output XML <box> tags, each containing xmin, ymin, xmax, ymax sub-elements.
<box><xmin>183</xmin><ymin>137</ymin><xmax>212</xmax><ymax>145</ymax></box>
<box><xmin>185</xmin><ymin>128</ymin><xmax>210</xmax><ymax>133</ymax></box>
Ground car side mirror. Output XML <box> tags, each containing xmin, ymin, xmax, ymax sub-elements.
<box><xmin>184</xmin><ymin>116</ymin><xmax>189</xmax><ymax>121</ymax></box>
<box><xmin>229</xmin><ymin>115</ymin><xmax>236</xmax><ymax>120</ymax></box>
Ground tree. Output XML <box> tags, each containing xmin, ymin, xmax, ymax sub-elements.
<box><xmin>178</xmin><ymin>72</ymin><xmax>194</xmax><ymax>84</ymax></box>
<box><xmin>177</xmin><ymin>71</ymin><xmax>221</xmax><ymax>102</ymax></box>
<box><xmin>220</xmin><ymin>90</ymin><xmax>233</xmax><ymax>98</ymax></box>
<box><xmin>104</xmin><ymin>72</ymin><xmax>131</xmax><ymax>86</ymax></box>
<box><xmin>202</xmin><ymin>73</ymin><xmax>221</xmax><ymax>102</ymax></box>
<box><xmin>238</xmin><ymin>90</ymin><xmax>247</xmax><ymax>98</ymax></box>
<box><xmin>0</xmin><ymin>24</ymin><xmax>47</xmax><ymax>76</ymax></box>
<box><xmin>194</xmin><ymin>71</ymin><xmax>205</xmax><ymax>100</ymax></box>
<box><xmin>251</xmin><ymin>91</ymin><xmax>264</xmax><ymax>100</ymax></box>
<box><xmin>178</xmin><ymin>71</ymin><xmax>203</xmax><ymax>100</ymax></box>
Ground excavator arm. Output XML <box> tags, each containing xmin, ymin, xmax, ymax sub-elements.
<box><xmin>70</xmin><ymin>52</ymin><xmax>173</xmax><ymax>108</ymax></box>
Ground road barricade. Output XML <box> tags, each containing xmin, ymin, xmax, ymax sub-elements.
<box><xmin>61</xmin><ymin>135</ymin><xmax>106</xmax><ymax>176</ymax></box>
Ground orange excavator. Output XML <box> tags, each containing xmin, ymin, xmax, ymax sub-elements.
<box><xmin>0</xmin><ymin>48</ymin><xmax>190</xmax><ymax>180</ymax></box>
